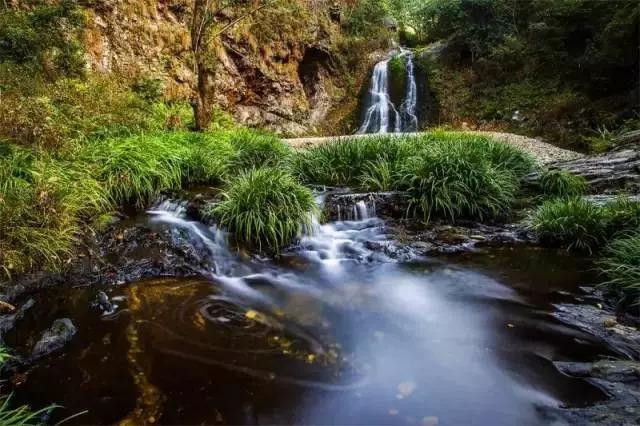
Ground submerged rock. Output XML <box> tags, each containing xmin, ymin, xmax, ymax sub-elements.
<box><xmin>548</xmin><ymin>360</ymin><xmax>640</xmax><ymax>425</ymax></box>
<box><xmin>0</xmin><ymin>299</ymin><xmax>35</xmax><ymax>345</ymax></box>
<box><xmin>31</xmin><ymin>318</ymin><xmax>77</xmax><ymax>360</ymax></box>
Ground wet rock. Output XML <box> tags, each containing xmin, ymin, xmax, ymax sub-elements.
<box><xmin>324</xmin><ymin>192</ymin><xmax>411</xmax><ymax>221</ymax></box>
<box><xmin>0</xmin><ymin>299</ymin><xmax>35</xmax><ymax>345</ymax></box>
<box><xmin>31</xmin><ymin>318</ymin><xmax>77</xmax><ymax>360</ymax></box>
<box><xmin>91</xmin><ymin>291</ymin><xmax>114</xmax><ymax>314</ymax></box>
<box><xmin>526</xmin><ymin>145</ymin><xmax>640</xmax><ymax>194</ymax></box>
<box><xmin>546</xmin><ymin>360</ymin><xmax>640</xmax><ymax>425</ymax></box>
<box><xmin>554</xmin><ymin>303</ymin><xmax>640</xmax><ymax>359</ymax></box>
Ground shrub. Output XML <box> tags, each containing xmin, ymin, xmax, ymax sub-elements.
<box><xmin>210</xmin><ymin>168</ymin><xmax>317</xmax><ymax>251</ymax></box>
<box><xmin>79</xmin><ymin>134</ymin><xmax>189</xmax><ymax>206</ymax></box>
<box><xmin>182</xmin><ymin>133</ymin><xmax>236</xmax><ymax>184</ymax></box>
<box><xmin>537</xmin><ymin>169</ymin><xmax>588</xmax><ymax>198</ymax></box>
<box><xmin>292</xmin><ymin>135</ymin><xmax>407</xmax><ymax>186</ymax></box>
<box><xmin>0</xmin><ymin>146</ymin><xmax>107</xmax><ymax>277</ymax></box>
<box><xmin>227</xmin><ymin>129</ymin><xmax>292</xmax><ymax>170</ymax></box>
<box><xmin>602</xmin><ymin>197</ymin><xmax>640</xmax><ymax>235</ymax></box>
<box><xmin>600</xmin><ymin>232</ymin><xmax>640</xmax><ymax>306</ymax></box>
<box><xmin>402</xmin><ymin>142</ymin><xmax>519</xmax><ymax>221</ymax></box>
<box><xmin>530</xmin><ymin>197</ymin><xmax>607</xmax><ymax>252</ymax></box>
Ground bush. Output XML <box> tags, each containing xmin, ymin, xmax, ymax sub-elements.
<box><xmin>403</xmin><ymin>141</ymin><xmax>519</xmax><ymax>221</ymax></box>
<box><xmin>537</xmin><ymin>169</ymin><xmax>588</xmax><ymax>198</ymax></box>
<box><xmin>292</xmin><ymin>135</ymin><xmax>408</xmax><ymax>187</ymax></box>
<box><xmin>530</xmin><ymin>197</ymin><xmax>608</xmax><ymax>252</ymax></box>
<box><xmin>0</xmin><ymin>146</ymin><xmax>109</xmax><ymax>277</ymax></box>
<box><xmin>600</xmin><ymin>232</ymin><xmax>640</xmax><ymax>306</ymax></box>
<box><xmin>210</xmin><ymin>168</ymin><xmax>317</xmax><ymax>251</ymax></box>
<box><xmin>227</xmin><ymin>129</ymin><xmax>292</xmax><ymax>170</ymax></box>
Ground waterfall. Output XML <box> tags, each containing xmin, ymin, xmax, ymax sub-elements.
<box><xmin>358</xmin><ymin>60</ymin><xmax>401</xmax><ymax>134</ymax></box>
<box><xmin>358</xmin><ymin>48</ymin><xmax>419</xmax><ymax>134</ymax></box>
<box><xmin>399</xmin><ymin>49</ymin><xmax>418</xmax><ymax>132</ymax></box>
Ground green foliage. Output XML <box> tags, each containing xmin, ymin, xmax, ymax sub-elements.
<box><xmin>600</xmin><ymin>232</ymin><xmax>640</xmax><ymax>306</ymax></box>
<box><xmin>0</xmin><ymin>1</ymin><xmax>85</xmax><ymax>76</ymax></box>
<box><xmin>294</xmin><ymin>132</ymin><xmax>533</xmax><ymax>221</ymax></box>
<box><xmin>537</xmin><ymin>170</ymin><xmax>588</xmax><ymax>198</ymax></box>
<box><xmin>530</xmin><ymin>196</ymin><xmax>640</xmax><ymax>253</ymax></box>
<box><xmin>402</xmin><ymin>140</ymin><xmax>519</xmax><ymax>221</ymax></box>
<box><xmin>0</xmin><ymin>73</ymin><xmax>176</xmax><ymax>150</ymax></box>
<box><xmin>293</xmin><ymin>135</ymin><xmax>407</xmax><ymax>187</ymax></box>
<box><xmin>210</xmin><ymin>168</ymin><xmax>318</xmax><ymax>252</ymax></box>
<box><xmin>227</xmin><ymin>129</ymin><xmax>293</xmax><ymax>170</ymax></box>
<box><xmin>583</xmin><ymin>126</ymin><xmax>618</xmax><ymax>154</ymax></box>
<box><xmin>132</xmin><ymin>76</ymin><xmax>164</xmax><ymax>103</ymax></box>
<box><xmin>183</xmin><ymin>133</ymin><xmax>236</xmax><ymax>184</ymax></box>
<box><xmin>415</xmin><ymin>0</ymin><xmax>639</xmax><ymax>145</ymax></box>
<box><xmin>530</xmin><ymin>197</ymin><xmax>607</xmax><ymax>253</ymax></box>
<box><xmin>0</xmin><ymin>144</ymin><xmax>114</xmax><ymax>277</ymax></box>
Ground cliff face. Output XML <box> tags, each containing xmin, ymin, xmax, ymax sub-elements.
<box><xmin>82</xmin><ymin>0</ymin><xmax>366</xmax><ymax>135</ymax></box>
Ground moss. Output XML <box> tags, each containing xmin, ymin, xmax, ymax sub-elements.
<box><xmin>388</xmin><ymin>54</ymin><xmax>408</xmax><ymax>107</ymax></box>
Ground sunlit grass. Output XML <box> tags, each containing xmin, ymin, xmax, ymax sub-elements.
<box><xmin>210</xmin><ymin>168</ymin><xmax>318</xmax><ymax>252</ymax></box>
<box><xmin>537</xmin><ymin>169</ymin><xmax>588</xmax><ymax>198</ymax></box>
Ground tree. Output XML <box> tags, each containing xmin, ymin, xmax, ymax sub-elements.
<box><xmin>191</xmin><ymin>0</ymin><xmax>268</xmax><ymax>131</ymax></box>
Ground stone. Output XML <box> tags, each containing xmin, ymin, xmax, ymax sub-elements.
<box><xmin>32</xmin><ymin>318</ymin><xmax>77</xmax><ymax>360</ymax></box>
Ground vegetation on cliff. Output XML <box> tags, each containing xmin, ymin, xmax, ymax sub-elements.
<box><xmin>394</xmin><ymin>0</ymin><xmax>639</xmax><ymax>149</ymax></box>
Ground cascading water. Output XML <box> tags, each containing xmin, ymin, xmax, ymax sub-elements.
<box><xmin>358</xmin><ymin>48</ymin><xmax>419</xmax><ymax>134</ymax></box>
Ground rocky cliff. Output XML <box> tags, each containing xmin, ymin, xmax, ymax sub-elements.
<box><xmin>82</xmin><ymin>0</ymin><xmax>379</xmax><ymax>135</ymax></box>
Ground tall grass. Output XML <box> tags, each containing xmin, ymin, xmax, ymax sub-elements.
<box><xmin>537</xmin><ymin>169</ymin><xmax>588</xmax><ymax>198</ymax></box>
<box><xmin>530</xmin><ymin>196</ymin><xmax>640</xmax><ymax>252</ymax></box>
<box><xmin>226</xmin><ymin>129</ymin><xmax>292</xmax><ymax>170</ymax></box>
<box><xmin>600</xmin><ymin>232</ymin><xmax>640</xmax><ymax>306</ymax></box>
<box><xmin>402</xmin><ymin>141</ymin><xmax>519</xmax><ymax>221</ymax></box>
<box><xmin>210</xmin><ymin>168</ymin><xmax>318</xmax><ymax>252</ymax></box>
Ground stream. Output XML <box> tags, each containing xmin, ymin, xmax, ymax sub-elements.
<box><xmin>6</xmin><ymin>195</ymin><xmax>615</xmax><ymax>425</ymax></box>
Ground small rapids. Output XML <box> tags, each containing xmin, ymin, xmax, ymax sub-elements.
<box><xmin>9</xmin><ymin>193</ymin><xmax>612</xmax><ymax>425</ymax></box>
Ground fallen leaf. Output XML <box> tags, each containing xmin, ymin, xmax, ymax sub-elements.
<box><xmin>245</xmin><ymin>310</ymin><xmax>259</xmax><ymax>320</ymax></box>
<box><xmin>397</xmin><ymin>381</ymin><xmax>417</xmax><ymax>398</ymax></box>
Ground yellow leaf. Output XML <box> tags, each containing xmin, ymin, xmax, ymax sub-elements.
<box><xmin>245</xmin><ymin>310</ymin><xmax>259</xmax><ymax>320</ymax></box>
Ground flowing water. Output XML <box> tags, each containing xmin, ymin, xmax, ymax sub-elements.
<box><xmin>359</xmin><ymin>49</ymin><xmax>419</xmax><ymax>134</ymax></box>
<box><xmin>7</xmin><ymin>197</ymin><xmax>613</xmax><ymax>425</ymax></box>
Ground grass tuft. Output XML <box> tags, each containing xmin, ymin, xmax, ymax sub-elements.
<box><xmin>210</xmin><ymin>168</ymin><xmax>318</xmax><ymax>252</ymax></box>
<box><xmin>530</xmin><ymin>197</ymin><xmax>607</xmax><ymax>252</ymax></box>
<box><xmin>227</xmin><ymin>129</ymin><xmax>292</xmax><ymax>170</ymax></box>
<box><xmin>600</xmin><ymin>232</ymin><xmax>640</xmax><ymax>306</ymax></box>
<box><xmin>538</xmin><ymin>169</ymin><xmax>588</xmax><ymax>198</ymax></box>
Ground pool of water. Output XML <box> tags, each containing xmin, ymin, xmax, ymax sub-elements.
<box><xmin>6</xmin><ymin>202</ymin><xmax>612</xmax><ymax>425</ymax></box>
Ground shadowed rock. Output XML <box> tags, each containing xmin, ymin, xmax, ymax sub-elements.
<box><xmin>32</xmin><ymin>318</ymin><xmax>77</xmax><ymax>360</ymax></box>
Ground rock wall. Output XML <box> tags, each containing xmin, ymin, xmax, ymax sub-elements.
<box><xmin>81</xmin><ymin>0</ymin><xmax>372</xmax><ymax>135</ymax></box>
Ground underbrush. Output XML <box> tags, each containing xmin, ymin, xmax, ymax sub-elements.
<box><xmin>209</xmin><ymin>168</ymin><xmax>317</xmax><ymax>252</ymax></box>
<box><xmin>0</xmin><ymin>129</ymin><xmax>291</xmax><ymax>278</ymax></box>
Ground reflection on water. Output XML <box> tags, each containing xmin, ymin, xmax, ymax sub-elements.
<box><xmin>7</xmin><ymin>201</ymin><xmax>611</xmax><ymax>425</ymax></box>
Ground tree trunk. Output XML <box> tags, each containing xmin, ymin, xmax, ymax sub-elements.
<box><xmin>191</xmin><ymin>0</ymin><xmax>216</xmax><ymax>131</ymax></box>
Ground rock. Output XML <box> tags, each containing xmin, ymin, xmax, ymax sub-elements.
<box><xmin>324</xmin><ymin>192</ymin><xmax>411</xmax><ymax>221</ymax></box>
<box><xmin>0</xmin><ymin>299</ymin><xmax>35</xmax><ymax>345</ymax></box>
<box><xmin>546</xmin><ymin>360</ymin><xmax>640</xmax><ymax>425</ymax></box>
<box><xmin>32</xmin><ymin>318</ymin><xmax>77</xmax><ymax>360</ymax></box>
<box><xmin>526</xmin><ymin>146</ymin><xmax>640</xmax><ymax>194</ymax></box>
<box><xmin>554</xmin><ymin>303</ymin><xmax>640</xmax><ymax>359</ymax></box>
<box><xmin>92</xmin><ymin>291</ymin><xmax>114</xmax><ymax>314</ymax></box>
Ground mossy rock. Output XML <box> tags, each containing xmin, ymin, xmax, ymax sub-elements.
<box><xmin>388</xmin><ymin>54</ymin><xmax>407</xmax><ymax>108</ymax></box>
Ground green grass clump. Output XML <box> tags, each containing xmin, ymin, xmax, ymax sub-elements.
<box><xmin>227</xmin><ymin>129</ymin><xmax>292</xmax><ymax>170</ymax></box>
<box><xmin>600</xmin><ymin>232</ymin><xmax>640</xmax><ymax>306</ymax></box>
<box><xmin>181</xmin><ymin>133</ymin><xmax>236</xmax><ymax>185</ymax></box>
<box><xmin>602</xmin><ymin>197</ymin><xmax>640</xmax><ymax>234</ymax></box>
<box><xmin>530</xmin><ymin>197</ymin><xmax>607</xmax><ymax>252</ymax></box>
<box><xmin>0</xmin><ymin>146</ymin><xmax>110</xmax><ymax>277</ymax></box>
<box><xmin>538</xmin><ymin>169</ymin><xmax>588</xmax><ymax>197</ymax></box>
<box><xmin>402</xmin><ymin>141</ymin><xmax>519</xmax><ymax>221</ymax></box>
<box><xmin>292</xmin><ymin>135</ymin><xmax>407</xmax><ymax>187</ymax></box>
<box><xmin>79</xmin><ymin>133</ymin><xmax>190</xmax><ymax>206</ymax></box>
<box><xmin>210</xmin><ymin>168</ymin><xmax>318</xmax><ymax>251</ymax></box>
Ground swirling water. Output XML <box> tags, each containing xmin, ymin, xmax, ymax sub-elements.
<box><xmin>8</xmin><ymin>197</ymin><xmax>611</xmax><ymax>425</ymax></box>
